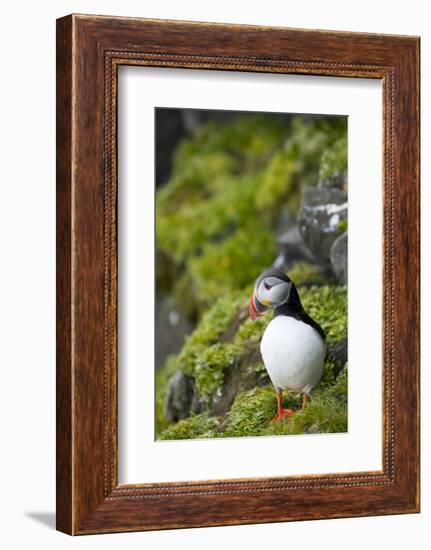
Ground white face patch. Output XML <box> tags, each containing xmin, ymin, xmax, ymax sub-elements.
<box><xmin>257</xmin><ymin>278</ymin><xmax>291</xmax><ymax>307</ymax></box>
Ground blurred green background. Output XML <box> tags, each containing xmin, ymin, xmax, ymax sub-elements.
<box><xmin>155</xmin><ymin>108</ymin><xmax>348</xmax><ymax>440</ymax></box>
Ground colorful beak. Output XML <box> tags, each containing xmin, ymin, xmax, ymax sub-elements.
<box><xmin>249</xmin><ymin>293</ymin><xmax>267</xmax><ymax>321</ymax></box>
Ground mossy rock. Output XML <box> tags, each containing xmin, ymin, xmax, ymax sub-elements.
<box><xmin>157</xmin><ymin>413</ymin><xmax>221</xmax><ymax>441</ymax></box>
<box><xmin>157</xmin><ymin>283</ymin><xmax>347</xmax><ymax>439</ymax></box>
<box><xmin>155</xmin><ymin>355</ymin><xmax>181</xmax><ymax>434</ymax></box>
<box><xmin>218</xmin><ymin>370</ymin><xmax>347</xmax><ymax>438</ymax></box>
<box><xmin>286</xmin><ymin>261</ymin><xmax>331</xmax><ymax>287</ymax></box>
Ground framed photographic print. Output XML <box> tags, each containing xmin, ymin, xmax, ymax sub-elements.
<box><xmin>56</xmin><ymin>14</ymin><xmax>420</xmax><ymax>535</ymax></box>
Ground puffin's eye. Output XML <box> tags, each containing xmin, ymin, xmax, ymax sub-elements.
<box><xmin>263</xmin><ymin>281</ymin><xmax>271</xmax><ymax>291</ymax></box>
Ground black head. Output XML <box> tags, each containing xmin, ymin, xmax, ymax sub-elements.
<box><xmin>249</xmin><ymin>269</ymin><xmax>293</xmax><ymax>320</ymax></box>
<box><xmin>249</xmin><ymin>268</ymin><xmax>326</xmax><ymax>340</ymax></box>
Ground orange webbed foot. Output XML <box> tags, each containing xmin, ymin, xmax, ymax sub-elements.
<box><xmin>271</xmin><ymin>407</ymin><xmax>295</xmax><ymax>424</ymax></box>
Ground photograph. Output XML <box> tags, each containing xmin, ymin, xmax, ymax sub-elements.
<box><xmin>0</xmin><ymin>2</ymin><xmax>422</xmax><ymax>544</ymax></box>
<box><xmin>51</xmin><ymin>11</ymin><xmax>420</xmax><ymax>538</ymax></box>
<box><xmin>155</xmin><ymin>107</ymin><xmax>348</xmax><ymax>440</ymax></box>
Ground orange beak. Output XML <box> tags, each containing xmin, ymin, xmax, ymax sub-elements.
<box><xmin>249</xmin><ymin>294</ymin><xmax>263</xmax><ymax>321</ymax></box>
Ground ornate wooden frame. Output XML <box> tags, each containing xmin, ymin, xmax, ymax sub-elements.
<box><xmin>56</xmin><ymin>14</ymin><xmax>420</xmax><ymax>535</ymax></box>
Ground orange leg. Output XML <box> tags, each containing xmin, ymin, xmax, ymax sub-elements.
<box><xmin>300</xmin><ymin>393</ymin><xmax>309</xmax><ymax>412</ymax></box>
<box><xmin>271</xmin><ymin>389</ymin><xmax>295</xmax><ymax>423</ymax></box>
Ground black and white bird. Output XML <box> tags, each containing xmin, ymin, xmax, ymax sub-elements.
<box><xmin>249</xmin><ymin>269</ymin><xmax>326</xmax><ymax>423</ymax></box>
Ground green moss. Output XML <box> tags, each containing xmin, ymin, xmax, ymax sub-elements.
<box><xmin>158</xmin><ymin>413</ymin><xmax>220</xmax><ymax>441</ymax></box>
<box><xmin>176</xmin><ymin>294</ymin><xmax>243</xmax><ymax>372</ymax></box>
<box><xmin>158</xmin><ymin>367</ymin><xmax>347</xmax><ymax>440</ymax></box>
<box><xmin>218</xmin><ymin>386</ymin><xmax>278</xmax><ymax>437</ymax></box>
<box><xmin>234</xmin><ymin>315</ymin><xmax>270</xmax><ymax>349</ymax></box>
<box><xmin>278</xmin><ymin>117</ymin><xmax>347</xmax><ymax>194</ymax></box>
<box><xmin>157</xmin><ymin>116</ymin><xmax>288</xmax><ymax>215</ymax></box>
<box><xmin>158</xmin><ymin>294</ymin><xmax>244</xmax><ymax>404</ymax></box>
<box><xmin>263</xmin><ymin>369</ymin><xmax>348</xmax><ymax>436</ymax></box>
<box><xmin>156</xmin><ymin>174</ymin><xmax>261</xmax><ymax>261</ymax></box>
<box><xmin>255</xmin><ymin>149</ymin><xmax>297</xmax><ymax>212</ymax></box>
<box><xmin>253</xmin><ymin>118</ymin><xmax>348</xmax><ymax>216</ymax></box>
<box><xmin>188</xmin><ymin>226</ymin><xmax>276</xmax><ymax>307</ymax></box>
<box><xmin>193</xmin><ymin>343</ymin><xmax>236</xmax><ymax>401</ymax></box>
<box><xmin>157</xmin><ymin>283</ymin><xmax>348</xmax><ymax>439</ymax></box>
<box><xmin>156</xmin><ymin>111</ymin><xmax>348</xmax><ymax>439</ymax></box>
<box><xmin>337</xmin><ymin>219</ymin><xmax>348</xmax><ymax>232</ymax></box>
<box><xmin>157</xmin><ymin>151</ymin><xmax>236</xmax><ymax>212</ymax></box>
<box><xmin>263</xmin><ymin>395</ymin><xmax>347</xmax><ymax>435</ymax></box>
<box><xmin>215</xmin><ymin>369</ymin><xmax>347</xmax><ymax>438</ymax></box>
<box><xmin>319</xmin><ymin>135</ymin><xmax>348</xmax><ymax>180</ymax></box>
<box><xmin>301</xmin><ymin>285</ymin><xmax>347</xmax><ymax>344</ymax></box>
<box><xmin>175</xmin><ymin>115</ymin><xmax>288</xmax><ymax>166</ymax></box>
<box><xmin>288</xmin><ymin>262</ymin><xmax>328</xmax><ymax>286</ymax></box>
<box><xmin>156</xmin><ymin>114</ymin><xmax>348</xmax><ymax>315</ymax></box>
<box><xmin>222</xmin><ymin>368</ymin><xmax>347</xmax><ymax>438</ymax></box>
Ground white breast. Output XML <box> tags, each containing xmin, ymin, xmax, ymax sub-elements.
<box><xmin>260</xmin><ymin>315</ymin><xmax>326</xmax><ymax>394</ymax></box>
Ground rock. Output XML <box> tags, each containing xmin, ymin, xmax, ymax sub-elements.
<box><xmin>275</xmin><ymin>207</ymin><xmax>296</xmax><ymax>236</ymax></box>
<box><xmin>164</xmin><ymin>372</ymin><xmax>195</xmax><ymax>422</ymax></box>
<box><xmin>273</xmin><ymin>226</ymin><xmax>316</xmax><ymax>271</ymax></box>
<box><xmin>155</xmin><ymin>109</ymin><xmax>186</xmax><ymax>186</ymax></box>
<box><xmin>318</xmin><ymin>172</ymin><xmax>347</xmax><ymax>191</ymax></box>
<box><xmin>190</xmin><ymin>394</ymin><xmax>206</xmax><ymax>415</ymax></box>
<box><xmin>330</xmin><ymin>232</ymin><xmax>348</xmax><ymax>284</ymax></box>
<box><xmin>336</xmin><ymin>365</ymin><xmax>348</xmax><ymax>382</ymax></box>
<box><xmin>327</xmin><ymin>338</ymin><xmax>348</xmax><ymax>369</ymax></box>
<box><xmin>210</xmin><ymin>346</ymin><xmax>270</xmax><ymax>416</ymax></box>
<box><xmin>155</xmin><ymin>294</ymin><xmax>194</xmax><ymax>370</ymax></box>
<box><xmin>181</xmin><ymin>110</ymin><xmax>237</xmax><ymax>134</ymax></box>
<box><xmin>306</xmin><ymin>423</ymin><xmax>320</xmax><ymax>434</ymax></box>
<box><xmin>298</xmin><ymin>187</ymin><xmax>347</xmax><ymax>264</ymax></box>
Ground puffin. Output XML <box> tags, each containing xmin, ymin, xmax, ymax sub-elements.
<box><xmin>249</xmin><ymin>268</ymin><xmax>326</xmax><ymax>423</ymax></box>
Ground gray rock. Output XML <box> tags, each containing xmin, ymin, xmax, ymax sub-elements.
<box><xmin>155</xmin><ymin>109</ymin><xmax>186</xmax><ymax>186</ymax></box>
<box><xmin>330</xmin><ymin>232</ymin><xmax>348</xmax><ymax>285</ymax></box>
<box><xmin>318</xmin><ymin>172</ymin><xmax>347</xmax><ymax>191</ymax></box>
<box><xmin>274</xmin><ymin>226</ymin><xmax>316</xmax><ymax>271</ymax></box>
<box><xmin>275</xmin><ymin>207</ymin><xmax>296</xmax><ymax>236</ymax></box>
<box><xmin>155</xmin><ymin>295</ymin><xmax>194</xmax><ymax>370</ymax></box>
<box><xmin>306</xmin><ymin>423</ymin><xmax>320</xmax><ymax>434</ymax></box>
<box><xmin>164</xmin><ymin>372</ymin><xmax>195</xmax><ymax>422</ymax></box>
<box><xmin>210</xmin><ymin>346</ymin><xmax>270</xmax><ymax>416</ymax></box>
<box><xmin>327</xmin><ymin>338</ymin><xmax>348</xmax><ymax>369</ymax></box>
<box><xmin>190</xmin><ymin>394</ymin><xmax>206</xmax><ymax>415</ymax></box>
<box><xmin>298</xmin><ymin>187</ymin><xmax>347</xmax><ymax>263</ymax></box>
